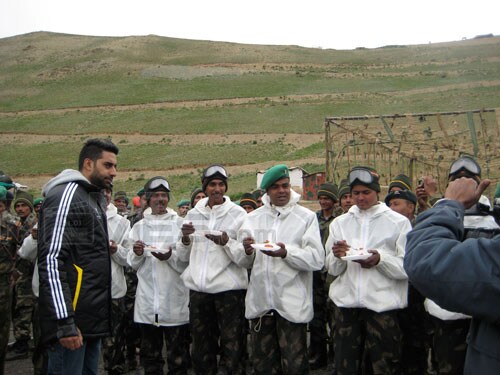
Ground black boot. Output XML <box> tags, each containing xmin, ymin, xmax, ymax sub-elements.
<box><xmin>5</xmin><ymin>340</ymin><xmax>29</xmax><ymax>361</ymax></box>
<box><xmin>309</xmin><ymin>344</ymin><xmax>328</xmax><ymax>370</ymax></box>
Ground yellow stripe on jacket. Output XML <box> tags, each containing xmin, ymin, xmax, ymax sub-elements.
<box><xmin>72</xmin><ymin>264</ymin><xmax>83</xmax><ymax>311</ymax></box>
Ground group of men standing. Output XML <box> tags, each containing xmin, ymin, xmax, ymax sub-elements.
<box><xmin>1</xmin><ymin>137</ymin><xmax>499</xmax><ymax>375</ymax></box>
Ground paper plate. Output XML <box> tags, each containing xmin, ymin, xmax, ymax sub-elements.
<box><xmin>341</xmin><ymin>253</ymin><xmax>371</xmax><ymax>261</ymax></box>
<box><xmin>198</xmin><ymin>230</ymin><xmax>223</xmax><ymax>236</ymax></box>
<box><xmin>144</xmin><ymin>246</ymin><xmax>170</xmax><ymax>254</ymax></box>
<box><xmin>251</xmin><ymin>243</ymin><xmax>280</xmax><ymax>252</ymax></box>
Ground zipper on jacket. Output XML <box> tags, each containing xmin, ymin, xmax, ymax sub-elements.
<box><xmin>265</xmin><ymin>213</ymin><xmax>281</xmax><ymax>307</ymax></box>
<box><xmin>357</xmin><ymin>213</ymin><xmax>370</xmax><ymax>306</ymax></box>
<box><xmin>200</xmin><ymin>208</ymin><xmax>217</xmax><ymax>291</ymax></box>
<box><xmin>152</xmin><ymin>255</ymin><xmax>160</xmax><ymax>323</ymax></box>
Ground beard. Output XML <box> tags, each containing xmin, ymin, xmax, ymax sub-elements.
<box><xmin>89</xmin><ymin>169</ymin><xmax>112</xmax><ymax>190</ymax></box>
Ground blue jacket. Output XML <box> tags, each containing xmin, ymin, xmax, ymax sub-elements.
<box><xmin>404</xmin><ymin>199</ymin><xmax>500</xmax><ymax>374</ymax></box>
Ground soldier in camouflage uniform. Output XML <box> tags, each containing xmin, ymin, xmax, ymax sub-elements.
<box><xmin>7</xmin><ymin>190</ymin><xmax>37</xmax><ymax>361</ymax></box>
<box><xmin>123</xmin><ymin>188</ymin><xmax>147</xmax><ymax>370</ymax></box>
<box><xmin>129</xmin><ymin>177</ymin><xmax>191</xmax><ymax>374</ymax></box>
<box><xmin>0</xmin><ymin>186</ymin><xmax>19</xmax><ymax>374</ymax></box>
<box><xmin>385</xmin><ymin>188</ymin><xmax>432</xmax><ymax>374</ymax></box>
<box><xmin>178</xmin><ymin>165</ymin><xmax>248</xmax><ymax>374</ymax></box>
<box><xmin>238</xmin><ymin>164</ymin><xmax>324</xmax><ymax>374</ymax></box>
<box><xmin>309</xmin><ymin>182</ymin><xmax>343</xmax><ymax>370</ymax></box>
<box><xmin>102</xmin><ymin>188</ymin><xmax>131</xmax><ymax>375</ymax></box>
<box><xmin>325</xmin><ymin>166</ymin><xmax>412</xmax><ymax>375</ymax></box>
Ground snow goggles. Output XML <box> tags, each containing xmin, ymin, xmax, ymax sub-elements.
<box><xmin>348</xmin><ymin>167</ymin><xmax>379</xmax><ymax>185</ymax></box>
<box><xmin>449</xmin><ymin>156</ymin><xmax>481</xmax><ymax>177</ymax></box>
<box><xmin>202</xmin><ymin>165</ymin><xmax>228</xmax><ymax>180</ymax></box>
<box><xmin>147</xmin><ymin>178</ymin><xmax>171</xmax><ymax>192</ymax></box>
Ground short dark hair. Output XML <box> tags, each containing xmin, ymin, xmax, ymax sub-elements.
<box><xmin>78</xmin><ymin>138</ymin><xmax>119</xmax><ymax>171</ymax></box>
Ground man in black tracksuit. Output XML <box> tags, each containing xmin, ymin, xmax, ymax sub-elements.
<box><xmin>37</xmin><ymin>139</ymin><xmax>119</xmax><ymax>374</ymax></box>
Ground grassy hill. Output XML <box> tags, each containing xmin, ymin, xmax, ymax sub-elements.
<box><xmin>0</xmin><ymin>32</ymin><xmax>499</xmax><ymax>203</ymax></box>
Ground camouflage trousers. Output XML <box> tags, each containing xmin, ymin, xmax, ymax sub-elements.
<box><xmin>31</xmin><ymin>298</ymin><xmax>48</xmax><ymax>375</ymax></box>
<box><xmin>398</xmin><ymin>285</ymin><xmax>432</xmax><ymax>375</ymax></box>
<box><xmin>123</xmin><ymin>269</ymin><xmax>141</xmax><ymax>366</ymax></box>
<box><xmin>249</xmin><ymin>311</ymin><xmax>309</xmax><ymax>375</ymax></box>
<box><xmin>102</xmin><ymin>298</ymin><xmax>126</xmax><ymax>374</ymax></box>
<box><xmin>430</xmin><ymin>316</ymin><xmax>469</xmax><ymax>375</ymax></box>
<box><xmin>139</xmin><ymin>323</ymin><xmax>191</xmax><ymax>375</ymax></box>
<box><xmin>334</xmin><ymin>306</ymin><xmax>402</xmax><ymax>375</ymax></box>
<box><xmin>308</xmin><ymin>270</ymin><xmax>328</xmax><ymax>357</ymax></box>
<box><xmin>189</xmin><ymin>289</ymin><xmax>246</xmax><ymax>375</ymax></box>
<box><xmin>0</xmin><ymin>275</ymin><xmax>12</xmax><ymax>375</ymax></box>
<box><xmin>11</xmin><ymin>259</ymin><xmax>35</xmax><ymax>343</ymax></box>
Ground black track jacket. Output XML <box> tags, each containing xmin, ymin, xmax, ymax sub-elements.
<box><xmin>38</xmin><ymin>169</ymin><xmax>111</xmax><ymax>344</ymax></box>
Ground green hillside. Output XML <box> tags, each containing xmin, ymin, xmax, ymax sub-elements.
<box><xmin>0</xmin><ymin>32</ymin><xmax>499</xmax><ymax>202</ymax></box>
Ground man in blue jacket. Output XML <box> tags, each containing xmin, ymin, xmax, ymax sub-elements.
<box><xmin>38</xmin><ymin>138</ymin><xmax>119</xmax><ymax>374</ymax></box>
<box><xmin>404</xmin><ymin>176</ymin><xmax>500</xmax><ymax>374</ymax></box>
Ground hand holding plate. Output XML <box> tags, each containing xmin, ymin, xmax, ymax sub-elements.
<box><xmin>152</xmin><ymin>247</ymin><xmax>172</xmax><ymax>261</ymax></box>
<box><xmin>354</xmin><ymin>249</ymin><xmax>380</xmax><ymax>268</ymax></box>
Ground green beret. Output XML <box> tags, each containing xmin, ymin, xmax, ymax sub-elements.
<box><xmin>34</xmin><ymin>197</ymin><xmax>44</xmax><ymax>206</ymax></box>
<box><xmin>317</xmin><ymin>182</ymin><xmax>339</xmax><ymax>202</ymax></box>
<box><xmin>0</xmin><ymin>186</ymin><xmax>7</xmax><ymax>201</ymax></box>
<box><xmin>177</xmin><ymin>199</ymin><xmax>190</xmax><ymax>207</ymax></box>
<box><xmin>260</xmin><ymin>164</ymin><xmax>290</xmax><ymax>190</ymax></box>
<box><xmin>389</xmin><ymin>174</ymin><xmax>412</xmax><ymax>192</ymax></box>
<box><xmin>137</xmin><ymin>188</ymin><xmax>145</xmax><ymax>197</ymax></box>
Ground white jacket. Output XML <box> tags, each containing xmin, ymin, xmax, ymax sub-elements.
<box><xmin>128</xmin><ymin>209</ymin><xmax>189</xmax><ymax>326</ymax></box>
<box><xmin>325</xmin><ymin>203</ymin><xmax>411</xmax><ymax>313</ymax></box>
<box><xmin>239</xmin><ymin>190</ymin><xmax>324</xmax><ymax>323</ymax></box>
<box><xmin>18</xmin><ymin>232</ymin><xmax>39</xmax><ymax>297</ymax></box>
<box><xmin>107</xmin><ymin>203</ymin><xmax>131</xmax><ymax>299</ymax></box>
<box><xmin>177</xmin><ymin>196</ymin><xmax>249</xmax><ymax>293</ymax></box>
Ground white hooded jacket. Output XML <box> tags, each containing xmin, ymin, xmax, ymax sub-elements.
<box><xmin>325</xmin><ymin>202</ymin><xmax>411</xmax><ymax>313</ymax></box>
<box><xmin>106</xmin><ymin>203</ymin><xmax>131</xmax><ymax>299</ymax></box>
<box><xmin>128</xmin><ymin>209</ymin><xmax>189</xmax><ymax>326</ymax></box>
<box><xmin>177</xmin><ymin>196</ymin><xmax>248</xmax><ymax>293</ymax></box>
<box><xmin>239</xmin><ymin>190</ymin><xmax>324</xmax><ymax>323</ymax></box>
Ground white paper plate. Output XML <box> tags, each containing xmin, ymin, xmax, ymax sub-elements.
<box><xmin>144</xmin><ymin>246</ymin><xmax>171</xmax><ymax>254</ymax></box>
<box><xmin>197</xmin><ymin>230</ymin><xmax>223</xmax><ymax>236</ymax></box>
<box><xmin>341</xmin><ymin>253</ymin><xmax>371</xmax><ymax>261</ymax></box>
<box><xmin>251</xmin><ymin>243</ymin><xmax>280</xmax><ymax>252</ymax></box>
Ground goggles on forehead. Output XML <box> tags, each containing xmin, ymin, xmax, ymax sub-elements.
<box><xmin>348</xmin><ymin>168</ymin><xmax>379</xmax><ymax>185</ymax></box>
<box><xmin>449</xmin><ymin>157</ymin><xmax>481</xmax><ymax>177</ymax></box>
<box><xmin>148</xmin><ymin>178</ymin><xmax>171</xmax><ymax>192</ymax></box>
<box><xmin>203</xmin><ymin>165</ymin><xmax>228</xmax><ymax>179</ymax></box>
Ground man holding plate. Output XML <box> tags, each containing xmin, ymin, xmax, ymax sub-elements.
<box><xmin>178</xmin><ymin>165</ymin><xmax>249</xmax><ymax>374</ymax></box>
<box><xmin>128</xmin><ymin>176</ymin><xmax>191</xmax><ymax>374</ymax></box>
<box><xmin>324</xmin><ymin>166</ymin><xmax>412</xmax><ymax>375</ymax></box>
<box><xmin>238</xmin><ymin>164</ymin><xmax>324</xmax><ymax>374</ymax></box>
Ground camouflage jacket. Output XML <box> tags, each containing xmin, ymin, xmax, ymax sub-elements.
<box><xmin>0</xmin><ymin>213</ymin><xmax>19</xmax><ymax>275</ymax></box>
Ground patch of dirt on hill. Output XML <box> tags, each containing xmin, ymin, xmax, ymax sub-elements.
<box><xmin>1</xmin><ymin>79</ymin><xmax>498</xmax><ymax>117</ymax></box>
<box><xmin>0</xmin><ymin>132</ymin><xmax>324</xmax><ymax>148</ymax></box>
<box><xmin>15</xmin><ymin>157</ymin><xmax>326</xmax><ymax>194</ymax></box>
<box><xmin>5</xmin><ymin>132</ymin><xmax>325</xmax><ymax>192</ymax></box>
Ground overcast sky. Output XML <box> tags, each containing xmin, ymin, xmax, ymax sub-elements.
<box><xmin>1</xmin><ymin>0</ymin><xmax>498</xmax><ymax>50</ymax></box>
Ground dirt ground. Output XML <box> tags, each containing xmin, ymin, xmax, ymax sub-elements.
<box><xmin>2</xmin><ymin>132</ymin><xmax>325</xmax><ymax>193</ymax></box>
